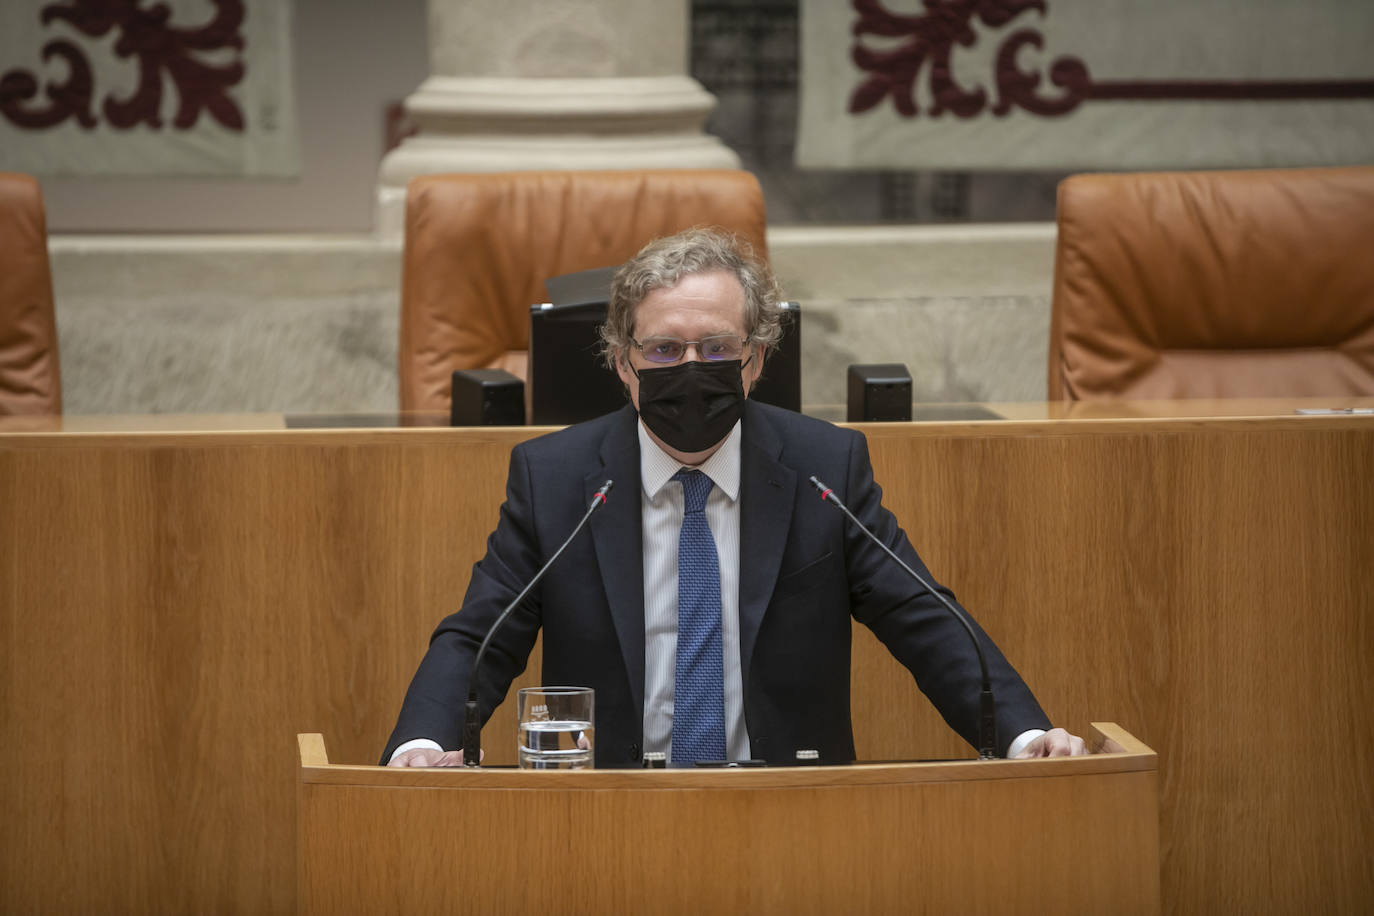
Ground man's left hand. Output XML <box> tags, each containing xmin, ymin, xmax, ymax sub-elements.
<box><xmin>1013</xmin><ymin>727</ymin><xmax>1087</xmax><ymax>758</ymax></box>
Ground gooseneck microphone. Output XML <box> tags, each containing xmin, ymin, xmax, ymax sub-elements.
<box><xmin>462</xmin><ymin>479</ymin><xmax>613</xmax><ymax>767</ymax></box>
<box><xmin>808</xmin><ymin>476</ymin><xmax>999</xmax><ymax>760</ymax></box>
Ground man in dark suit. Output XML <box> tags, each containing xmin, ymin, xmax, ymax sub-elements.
<box><xmin>384</xmin><ymin>228</ymin><xmax>1083</xmax><ymax>767</ymax></box>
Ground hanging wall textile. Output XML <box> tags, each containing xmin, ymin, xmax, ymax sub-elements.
<box><xmin>0</xmin><ymin>0</ymin><xmax>299</xmax><ymax>176</ymax></box>
<box><xmin>798</xmin><ymin>0</ymin><xmax>1374</xmax><ymax>170</ymax></box>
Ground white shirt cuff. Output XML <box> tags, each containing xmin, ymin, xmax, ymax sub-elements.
<box><xmin>388</xmin><ymin>737</ymin><xmax>443</xmax><ymax>763</ymax></box>
<box><xmin>1005</xmin><ymin>728</ymin><xmax>1047</xmax><ymax>759</ymax></box>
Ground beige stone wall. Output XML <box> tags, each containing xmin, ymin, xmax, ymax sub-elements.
<box><xmin>50</xmin><ymin>225</ymin><xmax>1054</xmax><ymax>416</ymax></box>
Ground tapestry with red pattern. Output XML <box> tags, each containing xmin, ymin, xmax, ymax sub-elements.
<box><xmin>798</xmin><ymin>0</ymin><xmax>1374</xmax><ymax>169</ymax></box>
<box><xmin>0</xmin><ymin>0</ymin><xmax>298</xmax><ymax>176</ymax></box>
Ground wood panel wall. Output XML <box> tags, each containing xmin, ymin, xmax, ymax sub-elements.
<box><xmin>1</xmin><ymin>416</ymin><xmax>1370</xmax><ymax>913</ymax></box>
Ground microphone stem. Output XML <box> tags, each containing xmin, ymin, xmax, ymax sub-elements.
<box><xmin>811</xmin><ymin>476</ymin><xmax>999</xmax><ymax>759</ymax></box>
<box><xmin>462</xmin><ymin>481</ymin><xmax>611</xmax><ymax>766</ymax></box>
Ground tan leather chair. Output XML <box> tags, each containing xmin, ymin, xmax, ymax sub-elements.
<box><xmin>1049</xmin><ymin>166</ymin><xmax>1374</xmax><ymax>400</ymax></box>
<box><xmin>0</xmin><ymin>172</ymin><xmax>62</xmax><ymax>415</ymax></box>
<box><xmin>399</xmin><ymin>169</ymin><xmax>769</xmax><ymax>412</ymax></box>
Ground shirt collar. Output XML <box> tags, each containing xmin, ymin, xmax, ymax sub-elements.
<box><xmin>637</xmin><ymin>418</ymin><xmax>742</xmax><ymax>503</ymax></box>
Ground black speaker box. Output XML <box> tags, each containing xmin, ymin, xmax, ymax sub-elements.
<box><xmin>450</xmin><ymin>369</ymin><xmax>525</xmax><ymax>426</ymax></box>
<box><xmin>847</xmin><ymin>363</ymin><xmax>913</xmax><ymax>422</ymax></box>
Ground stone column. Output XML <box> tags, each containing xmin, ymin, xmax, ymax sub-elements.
<box><xmin>376</xmin><ymin>0</ymin><xmax>741</xmax><ymax>235</ymax></box>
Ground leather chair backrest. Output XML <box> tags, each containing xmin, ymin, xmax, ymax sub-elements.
<box><xmin>0</xmin><ymin>172</ymin><xmax>61</xmax><ymax>415</ymax></box>
<box><xmin>1049</xmin><ymin>166</ymin><xmax>1374</xmax><ymax>400</ymax></box>
<box><xmin>399</xmin><ymin>169</ymin><xmax>768</xmax><ymax>412</ymax></box>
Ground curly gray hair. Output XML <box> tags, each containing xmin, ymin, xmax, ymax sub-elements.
<box><xmin>599</xmin><ymin>227</ymin><xmax>783</xmax><ymax>369</ymax></box>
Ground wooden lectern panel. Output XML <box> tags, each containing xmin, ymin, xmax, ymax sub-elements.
<box><xmin>2</xmin><ymin>411</ymin><xmax>1370</xmax><ymax>914</ymax></box>
<box><xmin>297</xmin><ymin>725</ymin><xmax>1159</xmax><ymax>915</ymax></box>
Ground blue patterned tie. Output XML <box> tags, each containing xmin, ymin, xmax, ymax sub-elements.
<box><xmin>671</xmin><ymin>468</ymin><xmax>727</xmax><ymax>764</ymax></box>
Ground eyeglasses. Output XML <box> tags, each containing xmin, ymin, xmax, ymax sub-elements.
<box><xmin>629</xmin><ymin>334</ymin><xmax>750</xmax><ymax>364</ymax></box>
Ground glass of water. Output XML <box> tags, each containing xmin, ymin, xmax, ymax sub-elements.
<box><xmin>517</xmin><ymin>686</ymin><xmax>595</xmax><ymax>769</ymax></box>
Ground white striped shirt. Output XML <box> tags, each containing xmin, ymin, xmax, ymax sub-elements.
<box><xmin>637</xmin><ymin>420</ymin><xmax>751</xmax><ymax>763</ymax></box>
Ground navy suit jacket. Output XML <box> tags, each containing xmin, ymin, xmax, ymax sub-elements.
<box><xmin>383</xmin><ymin>401</ymin><xmax>1050</xmax><ymax>766</ymax></box>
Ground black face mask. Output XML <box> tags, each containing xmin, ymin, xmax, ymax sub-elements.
<box><xmin>633</xmin><ymin>358</ymin><xmax>749</xmax><ymax>454</ymax></box>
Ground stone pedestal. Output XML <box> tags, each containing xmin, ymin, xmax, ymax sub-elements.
<box><xmin>376</xmin><ymin>0</ymin><xmax>740</xmax><ymax>235</ymax></box>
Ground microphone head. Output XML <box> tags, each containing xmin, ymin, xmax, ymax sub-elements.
<box><xmin>809</xmin><ymin>476</ymin><xmax>843</xmax><ymax>510</ymax></box>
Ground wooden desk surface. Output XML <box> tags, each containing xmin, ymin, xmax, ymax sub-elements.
<box><xmin>1</xmin><ymin>403</ymin><xmax>1370</xmax><ymax>913</ymax></box>
<box><xmin>3</xmin><ymin>395</ymin><xmax>1373</xmax><ymax>435</ymax></box>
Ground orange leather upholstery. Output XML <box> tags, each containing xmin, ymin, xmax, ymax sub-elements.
<box><xmin>0</xmin><ymin>172</ymin><xmax>61</xmax><ymax>415</ymax></box>
<box><xmin>1049</xmin><ymin>166</ymin><xmax>1374</xmax><ymax>400</ymax></box>
<box><xmin>399</xmin><ymin>169</ymin><xmax>768</xmax><ymax>412</ymax></box>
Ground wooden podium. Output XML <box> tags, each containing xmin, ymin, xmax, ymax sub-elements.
<box><xmin>297</xmin><ymin>723</ymin><xmax>1158</xmax><ymax>914</ymax></box>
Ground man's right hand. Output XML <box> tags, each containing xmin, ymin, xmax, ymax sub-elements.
<box><xmin>387</xmin><ymin>747</ymin><xmax>472</xmax><ymax>767</ymax></box>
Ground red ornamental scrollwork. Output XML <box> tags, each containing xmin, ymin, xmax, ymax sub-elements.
<box><xmin>0</xmin><ymin>40</ymin><xmax>97</xmax><ymax>129</ymax></box>
<box><xmin>0</xmin><ymin>0</ymin><xmax>247</xmax><ymax>132</ymax></box>
<box><xmin>849</xmin><ymin>0</ymin><xmax>1088</xmax><ymax>119</ymax></box>
<box><xmin>847</xmin><ymin>0</ymin><xmax>1374</xmax><ymax>120</ymax></box>
<box><xmin>989</xmin><ymin>28</ymin><xmax>1088</xmax><ymax>117</ymax></box>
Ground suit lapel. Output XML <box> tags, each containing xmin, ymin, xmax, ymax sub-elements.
<box><xmin>737</xmin><ymin>402</ymin><xmax>795</xmax><ymax>691</ymax></box>
<box><xmin>587</xmin><ymin>406</ymin><xmax>647</xmax><ymax>716</ymax></box>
